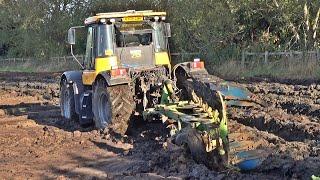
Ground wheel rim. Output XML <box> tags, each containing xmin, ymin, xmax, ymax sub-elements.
<box><xmin>98</xmin><ymin>92</ymin><xmax>111</xmax><ymax>126</ymax></box>
<box><xmin>63</xmin><ymin>90</ymin><xmax>71</xmax><ymax>119</ymax></box>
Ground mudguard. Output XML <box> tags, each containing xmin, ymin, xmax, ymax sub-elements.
<box><xmin>60</xmin><ymin>71</ymin><xmax>84</xmax><ymax>115</ymax></box>
<box><xmin>61</xmin><ymin>71</ymin><xmax>82</xmax><ymax>84</ymax></box>
<box><xmin>97</xmin><ymin>71</ymin><xmax>131</xmax><ymax>86</ymax></box>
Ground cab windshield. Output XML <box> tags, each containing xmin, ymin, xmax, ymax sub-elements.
<box><xmin>96</xmin><ymin>22</ymin><xmax>168</xmax><ymax>57</ymax></box>
<box><xmin>115</xmin><ymin>23</ymin><xmax>153</xmax><ymax>47</ymax></box>
<box><xmin>116</xmin><ymin>29</ymin><xmax>152</xmax><ymax>47</ymax></box>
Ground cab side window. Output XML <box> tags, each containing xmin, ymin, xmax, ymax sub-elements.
<box><xmin>84</xmin><ymin>27</ymin><xmax>95</xmax><ymax>69</ymax></box>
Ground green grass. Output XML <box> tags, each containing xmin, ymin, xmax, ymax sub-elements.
<box><xmin>209</xmin><ymin>58</ymin><xmax>320</xmax><ymax>80</ymax></box>
<box><xmin>2</xmin><ymin>57</ymin><xmax>320</xmax><ymax>81</ymax></box>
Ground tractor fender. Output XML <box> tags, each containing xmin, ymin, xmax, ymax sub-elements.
<box><xmin>60</xmin><ymin>71</ymin><xmax>84</xmax><ymax>115</ymax></box>
<box><xmin>96</xmin><ymin>71</ymin><xmax>131</xmax><ymax>86</ymax></box>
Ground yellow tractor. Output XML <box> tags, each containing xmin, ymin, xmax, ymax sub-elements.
<box><xmin>61</xmin><ymin>10</ymin><xmax>267</xmax><ymax>170</ymax></box>
<box><xmin>61</xmin><ymin>10</ymin><xmax>172</xmax><ymax>134</ymax></box>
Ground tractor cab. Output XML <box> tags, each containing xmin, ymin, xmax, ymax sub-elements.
<box><xmin>68</xmin><ymin>10</ymin><xmax>171</xmax><ymax>79</ymax></box>
<box><xmin>62</xmin><ymin>10</ymin><xmax>173</xmax><ymax>134</ymax></box>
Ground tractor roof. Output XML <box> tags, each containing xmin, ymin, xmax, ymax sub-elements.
<box><xmin>85</xmin><ymin>10</ymin><xmax>167</xmax><ymax>25</ymax></box>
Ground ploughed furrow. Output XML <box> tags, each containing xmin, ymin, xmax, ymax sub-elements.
<box><xmin>246</xmin><ymin>82</ymin><xmax>320</xmax><ymax>121</ymax></box>
<box><xmin>229</xmin><ymin>119</ymin><xmax>320</xmax><ymax>179</ymax></box>
<box><xmin>0</xmin><ymin>72</ymin><xmax>60</xmax><ymax>102</ymax></box>
<box><xmin>0</xmin><ymin>81</ymin><xmax>59</xmax><ymax>101</ymax></box>
<box><xmin>0</xmin><ymin>72</ymin><xmax>60</xmax><ymax>83</ymax></box>
<box><xmin>229</xmin><ymin>107</ymin><xmax>320</xmax><ymax>142</ymax></box>
<box><xmin>233</xmin><ymin>81</ymin><xmax>320</xmax><ymax>142</ymax></box>
<box><xmin>228</xmin><ymin>120</ymin><xmax>313</xmax><ymax>159</ymax></box>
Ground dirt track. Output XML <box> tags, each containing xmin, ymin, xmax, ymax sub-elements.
<box><xmin>0</xmin><ymin>72</ymin><xmax>319</xmax><ymax>179</ymax></box>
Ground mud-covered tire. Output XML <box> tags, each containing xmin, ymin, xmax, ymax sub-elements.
<box><xmin>60</xmin><ymin>79</ymin><xmax>77</xmax><ymax>120</ymax></box>
<box><xmin>92</xmin><ymin>79</ymin><xmax>134</xmax><ymax>134</ymax></box>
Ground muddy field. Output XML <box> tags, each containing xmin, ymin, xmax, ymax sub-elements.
<box><xmin>0</xmin><ymin>72</ymin><xmax>319</xmax><ymax>179</ymax></box>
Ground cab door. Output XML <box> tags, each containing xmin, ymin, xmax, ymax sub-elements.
<box><xmin>82</xmin><ymin>26</ymin><xmax>97</xmax><ymax>85</ymax></box>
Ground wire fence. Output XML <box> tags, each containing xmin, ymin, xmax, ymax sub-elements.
<box><xmin>241</xmin><ymin>50</ymin><xmax>320</xmax><ymax>65</ymax></box>
<box><xmin>0</xmin><ymin>53</ymin><xmax>201</xmax><ymax>65</ymax></box>
<box><xmin>1</xmin><ymin>50</ymin><xmax>319</xmax><ymax>66</ymax></box>
<box><xmin>0</xmin><ymin>55</ymin><xmax>85</xmax><ymax>64</ymax></box>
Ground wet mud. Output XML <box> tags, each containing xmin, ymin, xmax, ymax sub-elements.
<box><xmin>0</xmin><ymin>72</ymin><xmax>319</xmax><ymax>179</ymax></box>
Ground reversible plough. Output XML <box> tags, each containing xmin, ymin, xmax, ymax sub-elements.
<box><xmin>143</xmin><ymin>61</ymin><xmax>270</xmax><ymax>171</ymax></box>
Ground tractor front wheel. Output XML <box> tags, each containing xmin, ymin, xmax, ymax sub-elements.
<box><xmin>60</xmin><ymin>79</ymin><xmax>77</xmax><ymax>120</ymax></box>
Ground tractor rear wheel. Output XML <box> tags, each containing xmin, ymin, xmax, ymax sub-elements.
<box><xmin>92</xmin><ymin>79</ymin><xmax>134</xmax><ymax>134</ymax></box>
<box><xmin>60</xmin><ymin>79</ymin><xmax>77</xmax><ymax>120</ymax></box>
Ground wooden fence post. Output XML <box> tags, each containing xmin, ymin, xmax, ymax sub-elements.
<box><xmin>264</xmin><ymin>51</ymin><xmax>269</xmax><ymax>64</ymax></box>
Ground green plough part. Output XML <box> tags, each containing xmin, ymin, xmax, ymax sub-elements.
<box><xmin>144</xmin><ymin>65</ymin><xmax>270</xmax><ymax>171</ymax></box>
<box><xmin>158</xmin><ymin>80</ymin><xmax>228</xmax><ymax>139</ymax></box>
<box><xmin>143</xmin><ymin>81</ymin><xmax>229</xmax><ymax>169</ymax></box>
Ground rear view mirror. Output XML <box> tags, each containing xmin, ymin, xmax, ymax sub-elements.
<box><xmin>68</xmin><ymin>28</ymin><xmax>76</xmax><ymax>45</ymax></box>
<box><xmin>165</xmin><ymin>23</ymin><xmax>171</xmax><ymax>38</ymax></box>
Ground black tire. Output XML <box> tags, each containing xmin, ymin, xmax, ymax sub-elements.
<box><xmin>92</xmin><ymin>79</ymin><xmax>134</xmax><ymax>134</ymax></box>
<box><xmin>60</xmin><ymin>79</ymin><xmax>77</xmax><ymax>120</ymax></box>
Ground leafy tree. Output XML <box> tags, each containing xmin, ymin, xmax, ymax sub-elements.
<box><xmin>0</xmin><ymin>0</ymin><xmax>319</xmax><ymax>60</ymax></box>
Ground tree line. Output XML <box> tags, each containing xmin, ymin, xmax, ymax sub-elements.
<box><xmin>0</xmin><ymin>0</ymin><xmax>319</xmax><ymax>62</ymax></box>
